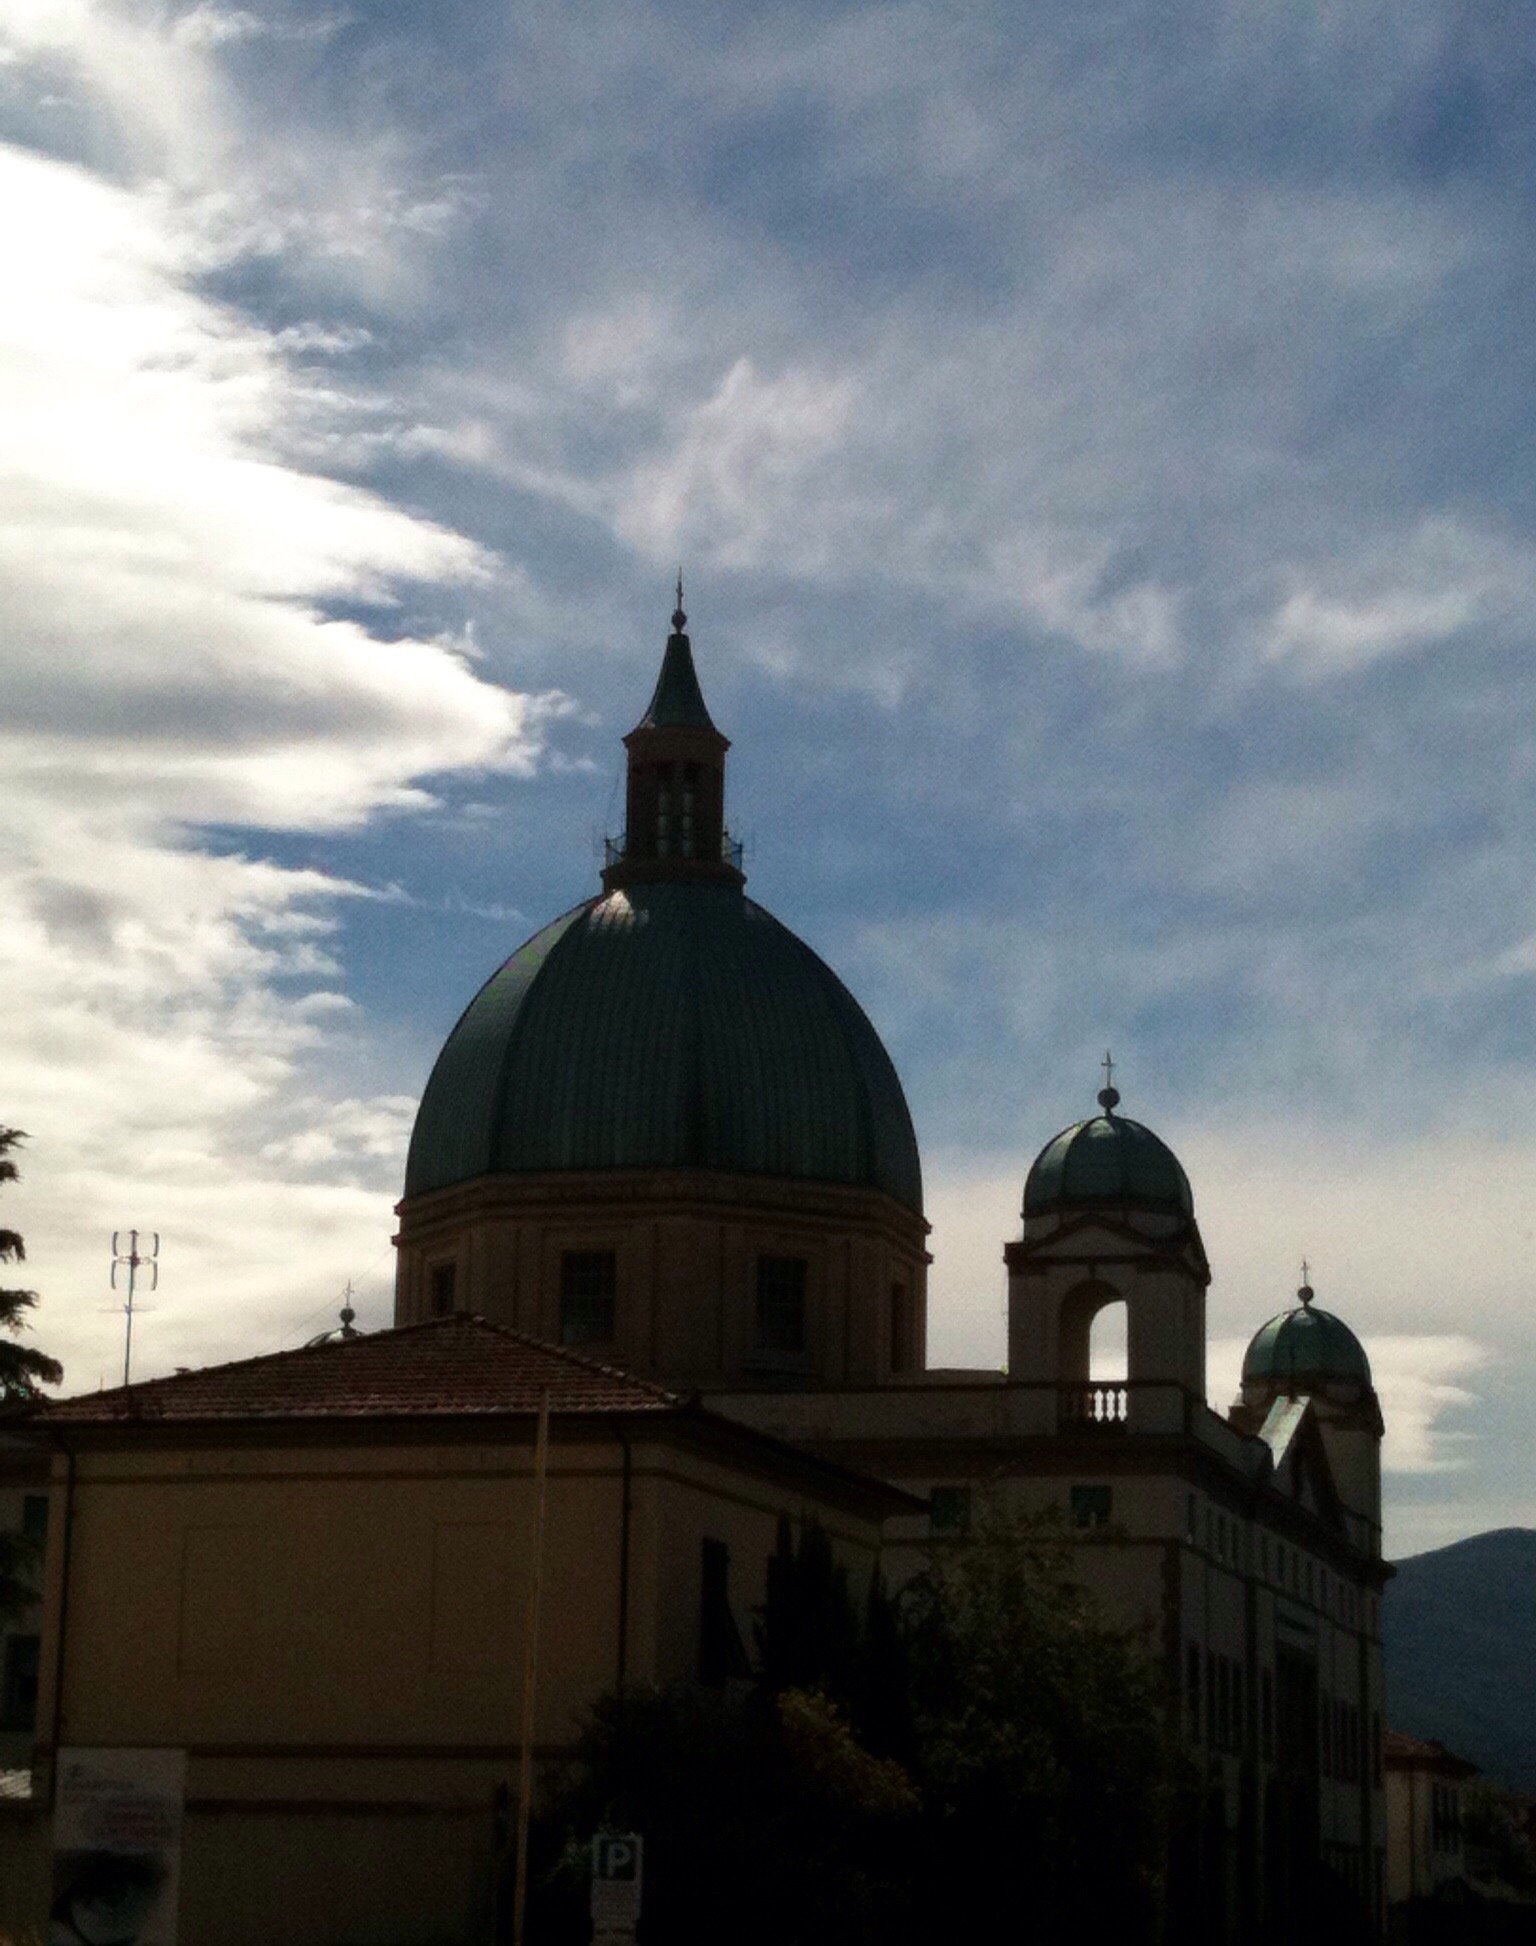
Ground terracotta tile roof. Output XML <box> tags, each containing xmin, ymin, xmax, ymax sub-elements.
<box><xmin>1384</xmin><ymin>1729</ymin><xmax>1479</xmax><ymax>1777</ymax></box>
<box><xmin>34</xmin><ymin>1314</ymin><xmax>682</xmax><ymax>1426</ymax></box>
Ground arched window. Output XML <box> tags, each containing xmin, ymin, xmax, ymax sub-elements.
<box><xmin>1088</xmin><ymin>1299</ymin><xmax>1128</xmax><ymax>1384</ymax></box>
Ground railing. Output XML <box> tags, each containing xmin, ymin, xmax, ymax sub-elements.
<box><xmin>1060</xmin><ymin>1384</ymin><xmax>1129</xmax><ymax>1429</ymax></box>
<box><xmin>604</xmin><ymin>830</ymin><xmax>744</xmax><ymax>871</ymax></box>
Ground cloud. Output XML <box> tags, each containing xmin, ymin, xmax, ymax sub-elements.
<box><xmin>0</xmin><ymin>128</ymin><xmax>542</xmax><ymax>1384</ymax></box>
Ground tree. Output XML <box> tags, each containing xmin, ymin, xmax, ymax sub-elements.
<box><xmin>0</xmin><ymin>1127</ymin><xmax>62</xmax><ymax>1624</ymax></box>
<box><xmin>899</xmin><ymin>1494</ymin><xmax>1176</xmax><ymax>1943</ymax></box>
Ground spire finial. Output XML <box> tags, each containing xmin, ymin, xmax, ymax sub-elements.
<box><xmin>672</xmin><ymin>568</ymin><xmax>686</xmax><ymax>634</ymax></box>
<box><xmin>1298</xmin><ymin>1259</ymin><xmax>1314</xmax><ymax>1306</ymax></box>
<box><xmin>1097</xmin><ymin>1049</ymin><xmax>1120</xmax><ymax>1113</ymax></box>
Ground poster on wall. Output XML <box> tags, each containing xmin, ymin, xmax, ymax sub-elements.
<box><xmin>50</xmin><ymin>1747</ymin><xmax>186</xmax><ymax>1946</ymax></box>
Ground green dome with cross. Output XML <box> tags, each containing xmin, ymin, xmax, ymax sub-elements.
<box><xmin>1023</xmin><ymin>1062</ymin><xmax>1194</xmax><ymax>1219</ymax></box>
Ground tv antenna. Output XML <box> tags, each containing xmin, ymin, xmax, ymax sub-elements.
<box><xmin>109</xmin><ymin>1231</ymin><xmax>159</xmax><ymax>1386</ymax></box>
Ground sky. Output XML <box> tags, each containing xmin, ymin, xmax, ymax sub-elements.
<box><xmin>1</xmin><ymin>0</ymin><xmax>1532</xmax><ymax>1559</ymax></box>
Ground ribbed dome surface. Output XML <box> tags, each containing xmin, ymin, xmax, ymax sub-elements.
<box><xmin>1024</xmin><ymin>1110</ymin><xmax>1193</xmax><ymax>1218</ymax></box>
<box><xmin>404</xmin><ymin>882</ymin><xmax>922</xmax><ymax>1212</ymax></box>
<box><xmin>1242</xmin><ymin>1303</ymin><xmax>1372</xmax><ymax>1392</ymax></box>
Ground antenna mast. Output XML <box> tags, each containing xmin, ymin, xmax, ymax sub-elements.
<box><xmin>110</xmin><ymin>1230</ymin><xmax>160</xmax><ymax>1386</ymax></box>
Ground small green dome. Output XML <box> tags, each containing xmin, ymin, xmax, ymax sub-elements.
<box><xmin>405</xmin><ymin>881</ymin><xmax>922</xmax><ymax>1212</ymax></box>
<box><xmin>1023</xmin><ymin>1090</ymin><xmax>1193</xmax><ymax>1219</ymax></box>
<box><xmin>1242</xmin><ymin>1290</ymin><xmax>1372</xmax><ymax>1393</ymax></box>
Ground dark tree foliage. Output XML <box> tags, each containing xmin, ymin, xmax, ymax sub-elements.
<box><xmin>0</xmin><ymin>1127</ymin><xmax>62</xmax><ymax>1623</ymax></box>
<box><xmin>894</xmin><ymin>1495</ymin><xmax>1173</xmax><ymax>1943</ymax></box>
<box><xmin>532</xmin><ymin>1501</ymin><xmax>1177</xmax><ymax>1946</ymax></box>
<box><xmin>527</xmin><ymin>1685</ymin><xmax>916</xmax><ymax>1946</ymax></box>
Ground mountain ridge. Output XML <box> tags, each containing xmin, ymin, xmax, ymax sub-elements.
<box><xmin>1384</xmin><ymin>1526</ymin><xmax>1536</xmax><ymax>1793</ymax></box>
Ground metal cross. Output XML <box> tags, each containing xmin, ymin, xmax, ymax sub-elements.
<box><xmin>1101</xmin><ymin>1050</ymin><xmax>1115</xmax><ymax>1095</ymax></box>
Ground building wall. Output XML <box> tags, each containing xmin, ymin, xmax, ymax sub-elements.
<box><xmin>1</xmin><ymin>1420</ymin><xmax>887</xmax><ymax>1946</ymax></box>
<box><xmin>1385</xmin><ymin>1761</ymin><xmax>1469</xmax><ymax>1907</ymax></box>
<box><xmin>393</xmin><ymin>1168</ymin><xmax>930</xmax><ymax>1392</ymax></box>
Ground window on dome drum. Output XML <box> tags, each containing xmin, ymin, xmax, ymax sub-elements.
<box><xmin>929</xmin><ymin>1485</ymin><xmax>971</xmax><ymax>1535</ymax></box>
<box><xmin>429</xmin><ymin>1262</ymin><xmax>457</xmax><ymax>1317</ymax></box>
<box><xmin>754</xmin><ymin>1255</ymin><xmax>807</xmax><ymax>1358</ymax></box>
<box><xmin>561</xmin><ymin>1251</ymin><xmax>617</xmax><ymax>1346</ymax></box>
<box><xmin>1070</xmin><ymin>1484</ymin><xmax>1111</xmax><ymax>1529</ymax></box>
<box><xmin>0</xmin><ymin>1633</ymin><xmax>40</xmax><ymax>1731</ymax></box>
<box><xmin>889</xmin><ymin>1283</ymin><xmax>910</xmax><ymax>1373</ymax></box>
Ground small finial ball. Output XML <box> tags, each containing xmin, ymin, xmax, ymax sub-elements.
<box><xmin>1098</xmin><ymin>1086</ymin><xmax>1121</xmax><ymax>1112</ymax></box>
<box><xmin>340</xmin><ymin>1305</ymin><xmax>356</xmax><ymax>1326</ymax></box>
<box><xmin>1297</xmin><ymin>1283</ymin><xmax>1314</xmax><ymax>1307</ymax></box>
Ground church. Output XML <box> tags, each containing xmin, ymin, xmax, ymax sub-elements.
<box><xmin>0</xmin><ymin>593</ymin><xmax>1388</xmax><ymax>1943</ymax></box>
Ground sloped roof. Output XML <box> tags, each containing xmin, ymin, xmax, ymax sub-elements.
<box><xmin>1384</xmin><ymin>1729</ymin><xmax>1479</xmax><ymax>1778</ymax></box>
<box><xmin>35</xmin><ymin>1314</ymin><xmax>681</xmax><ymax>1426</ymax></box>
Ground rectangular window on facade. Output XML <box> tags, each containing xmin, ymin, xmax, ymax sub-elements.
<box><xmin>21</xmin><ymin>1495</ymin><xmax>48</xmax><ymax>1546</ymax></box>
<box><xmin>929</xmin><ymin>1485</ymin><xmax>972</xmax><ymax>1535</ymax></box>
<box><xmin>1187</xmin><ymin>1643</ymin><xmax>1202</xmax><ymax>1741</ymax></box>
<box><xmin>889</xmin><ymin>1284</ymin><xmax>910</xmax><ymax>1373</ymax></box>
<box><xmin>1070</xmin><ymin>1484</ymin><xmax>1112</xmax><ymax>1529</ymax></box>
<box><xmin>0</xmin><ymin>1633</ymin><xmax>40</xmax><ymax>1730</ymax></box>
<box><xmin>429</xmin><ymin>1261</ymin><xmax>458</xmax><ymax>1317</ymax></box>
<box><xmin>697</xmin><ymin>1538</ymin><xmax>750</xmax><ymax>1686</ymax></box>
<box><xmin>754</xmin><ymin>1255</ymin><xmax>807</xmax><ymax>1357</ymax></box>
<box><xmin>560</xmin><ymin>1250</ymin><xmax>617</xmax><ymax>1345</ymax></box>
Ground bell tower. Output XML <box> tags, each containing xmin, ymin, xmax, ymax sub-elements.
<box><xmin>1005</xmin><ymin>1071</ymin><xmax>1209</xmax><ymax>1426</ymax></box>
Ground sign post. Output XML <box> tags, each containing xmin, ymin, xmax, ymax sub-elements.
<box><xmin>591</xmin><ymin>1830</ymin><xmax>643</xmax><ymax>1944</ymax></box>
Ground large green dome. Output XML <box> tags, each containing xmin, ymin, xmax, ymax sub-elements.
<box><xmin>404</xmin><ymin>881</ymin><xmax>923</xmax><ymax>1212</ymax></box>
<box><xmin>1023</xmin><ymin>1091</ymin><xmax>1193</xmax><ymax>1218</ymax></box>
<box><xmin>1242</xmin><ymin>1290</ymin><xmax>1372</xmax><ymax>1393</ymax></box>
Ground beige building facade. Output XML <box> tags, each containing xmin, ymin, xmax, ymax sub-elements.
<box><xmin>0</xmin><ymin>1319</ymin><xmax>906</xmax><ymax>1945</ymax></box>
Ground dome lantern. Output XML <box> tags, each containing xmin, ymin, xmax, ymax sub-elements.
<box><xmin>602</xmin><ymin>577</ymin><xmax>743</xmax><ymax>893</ymax></box>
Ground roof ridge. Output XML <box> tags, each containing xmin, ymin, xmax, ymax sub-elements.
<box><xmin>35</xmin><ymin>1310</ymin><xmax>684</xmax><ymax>1420</ymax></box>
<box><xmin>452</xmin><ymin>1313</ymin><xmax>685</xmax><ymax>1405</ymax></box>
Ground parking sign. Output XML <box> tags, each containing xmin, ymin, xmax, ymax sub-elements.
<box><xmin>591</xmin><ymin>1832</ymin><xmax>643</xmax><ymax>1938</ymax></box>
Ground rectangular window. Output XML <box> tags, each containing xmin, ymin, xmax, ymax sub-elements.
<box><xmin>429</xmin><ymin>1262</ymin><xmax>458</xmax><ymax>1317</ymax></box>
<box><xmin>929</xmin><ymin>1486</ymin><xmax>972</xmax><ymax>1535</ymax></box>
<box><xmin>560</xmin><ymin>1250</ymin><xmax>617</xmax><ymax>1345</ymax></box>
<box><xmin>1187</xmin><ymin>1643</ymin><xmax>1202</xmax><ymax>1741</ymax></box>
<box><xmin>21</xmin><ymin>1495</ymin><xmax>48</xmax><ymax>1547</ymax></box>
<box><xmin>754</xmin><ymin>1255</ymin><xmax>807</xmax><ymax>1357</ymax></box>
<box><xmin>889</xmin><ymin>1284</ymin><xmax>911</xmax><ymax>1373</ymax></box>
<box><xmin>1070</xmin><ymin>1484</ymin><xmax>1112</xmax><ymax>1529</ymax></box>
<box><xmin>0</xmin><ymin>1633</ymin><xmax>40</xmax><ymax>1730</ymax></box>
